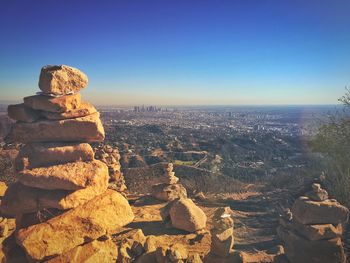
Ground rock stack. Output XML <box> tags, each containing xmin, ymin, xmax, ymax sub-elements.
<box><xmin>151</xmin><ymin>163</ymin><xmax>187</xmax><ymax>201</ymax></box>
<box><xmin>1</xmin><ymin>65</ymin><xmax>134</xmax><ymax>262</ymax></box>
<box><xmin>277</xmin><ymin>183</ymin><xmax>349</xmax><ymax>263</ymax></box>
<box><xmin>210</xmin><ymin>207</ymin><xmax>234</xmax><ymax>258</ymax></box>
<box><xmin>94</xmin><ymin>143</ymin><xmax>127</xmax><ymax>192</ymax></box>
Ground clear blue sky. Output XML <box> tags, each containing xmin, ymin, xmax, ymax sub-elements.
<box><xmin>1</xmin><ymin>0</ymin><xmax>350</xmax><ymax>105</ymax></box>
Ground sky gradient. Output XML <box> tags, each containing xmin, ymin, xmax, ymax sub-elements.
<box><xmin>1</xmin><ymin>0</ymin><xmax>350</xmax><ymax>105</ymax></box>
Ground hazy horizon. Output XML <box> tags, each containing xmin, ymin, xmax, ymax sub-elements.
<box><xmin>1</xmin><ymin>1</ymin><xmax>350</xmax><ymax>105</ymax></box>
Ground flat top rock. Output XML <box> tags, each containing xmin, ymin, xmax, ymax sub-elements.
<box><xmin>15</xmin><ymin>142</ymin><xmax>94</xmax><ymax>170</ymax></box>
<box><xmin>291</xmin><ymin>196</ymin><xmax>349</xmax><ymax>225</ymax></box>
<box><xmin>18</xmin><ymin>160</ymin><xmax>109</xmax><ymax>190</ymax></box>
<box><xmin>39</xmin><ymin>65</ymin><xmax>88</xmax><ymax>95</ymax></box>
<box><xmin>6</xmin><ymin>112</ymin><xmax>105</xmax><ymax>143</ymax></box>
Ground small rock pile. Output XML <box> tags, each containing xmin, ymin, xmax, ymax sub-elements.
<box><xmin>1</xmin><ymin>65</ymin><xmax>134</xmax><ymax>262</ymax></box>
<box><xmin>277</xmin><ymin>183</ymin><xmax>349</xmax><ymax>263</ymax></box>
<box><xmin>94</xmin><ymin>143</ymin><xmax>127</xmax><ymax>192</ymax></box>
<box><xmin>151</xmin><ymin>163</ymin><xmax>187</xmax><ymax>201</ymax></box>
<box><xmin>210</xmin><ymin>207</ymin><xmax>234</xmax><ymax>258</ymax></box>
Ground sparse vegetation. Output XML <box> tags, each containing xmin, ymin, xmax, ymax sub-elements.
<box><xmin>310</xmin><ymin>89</ymin><xmax>350</xmax><ymax>206</ymax></box>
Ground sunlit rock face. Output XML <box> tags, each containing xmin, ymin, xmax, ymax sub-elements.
<box><xmin>38</xmin><ymin>65</ymin><xmax>88</xmax><ymax>95</ymax></box>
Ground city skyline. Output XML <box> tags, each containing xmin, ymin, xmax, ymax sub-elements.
<box><xmin>1</xmin><ymin>1</ymin><xmax>350</xmax><ymax>105</ymax></box>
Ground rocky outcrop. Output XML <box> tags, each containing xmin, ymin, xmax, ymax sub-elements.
<box><xmin>278</xmin><ymin>183</ymin><xmax>349</xmax><ymax>263</ymax></box>
<box><xmin>2</xmin><ymin>65</ymin><xmax>134</xmax><ymax>262</ymax></box>
<box><xmin>46</xmin><ymin>237</ymin><xmax>118</xmax><ymax>263</ymax></box>
<box><xmin>16</xmin><ymin>190</ymin><xmax>133</xmax><ymax>261</ymax></box>
<box><xmin>94</xmin><ymin>144</ymin><xmax>127</xmax><ymax>192</ymax></box>
<box><xmin>151</xmin><ymin>163</ymin><xmax>187</xmax><ymax>201</ymax></box>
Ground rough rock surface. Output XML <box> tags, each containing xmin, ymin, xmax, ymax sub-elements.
<box><xmin>151</xmin><ymin>183</ymin><xmax>187</xmax><ymax>201</ymax></box>
<box><xmin>291</xmin><ymin>197</ymin><xmax>349</xmax><ymax>225</ymax></box>
<box><xmin>7</xmin><ymin>103</ymin><xmax>41</xmax><ymax>122</ymax></box>
<box><xmin>277</xmin><ymin>226</ymin><xmax>345</xmax><ymax>263</ymax></box>
<box><xmin>1</xmin><ymin>180</ymin><xmax>108</xmax><ymax>215</ymax></box>
<box><xmin>169</xmin><ymin>198</ymin><xmax>207</xmax><ymax>232</ymax></box>
<box><xmin>18</xmin><ymin>160</ymin><xmax>108</xmax><ymax>190</ymax></box>
<box><xmin>38</xmin><ymin>65</ymin><xmax>88</xmax><ymax>95</ymax></box>
<box><xmin>46</xmin><ymin>238</ymin><xmax>118</xmax><ymax>263</ymax></box>
<box><xmin>16</xmin><ymin>190</ymin><xmax>134</xmax><ymax>261</ymax></box>
<box><xmin>41</xmin><ymin>102</ymin><xmax>97</xmax><ymax>120</ymax></box>
<box><xmin>7</xmin><ymin>112</ymin><xmax>105</xmax><ymax>143</ymax></box>
<box><xmin>211</xmin><ymin>228</ymin><xmax>234</xmax><ymax>257</ymax></box>
<box><xmin>15</xmin><ymin>142</ymin><xmax>94</xmax><ymax>170</ymax></box>
<box><xmin>23</xmin><ymin>94</ymin><xmax>81</xmax><ymax>113</ymax></box>
<box><xmin>279</xmin><ymin>218</ymin><xmax>342</xmax><ymax>241</ymax></box>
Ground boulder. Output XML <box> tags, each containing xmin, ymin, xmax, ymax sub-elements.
<box><xmin>7</xmin><ymin>103</ymin><xmax>41</xmax><ymax>122</ymax></box>
<box><xmin>277</xmin><ymin>226</ymin><xmax>346</xmax><ymax>263</ymax></box>
<box><xmin>291</xmin><ymin>197</ymin><xmax>349</xmax><ymax>225</ymax></box>
<box><xmin>151</xmin><ymin>183</ymin><xmax>187</xmax><ymax>202</ymax></box>
<box><xmin>169</xmin><ymin>198</ymin><xmax>207</xmax><ymax>232</ymax></box>
<box><xmin>16</xmin><ymin>190</ymin><xmax>134</xmax><ymax>261</ymax></box>
<box><xmin>23</xmin><ymin>93</ymin><xmax>81</xmax><ymax>113</ymax></box>
<box><xmin>279</xmin><ymin>218</ymin><xmax>342</xmax><ymax>241</ymax></box>
<box><xmin>211</xmin><ymin>228</ymin><xmax>234</xmax><ymax>257</ymax></box>
<box><xmin>15</xmin><ymin>142</ymin><xmax>94</xmax><ymax>171</ymax></box>
<box><xmin>1</xmin><ymin>179</ymin><xmax>108</xmax><ymax>215</ymax></box>
<box><xmin>18</xmin><ymin>160</ymin><xmax>108</xmax><ymax>190</ymax></box>
<box><xmin>38</xmin><ymin>65</ymin><xmax>88</xmax><ymax>95</ymax></box>
<box><xmin>6</xmin><ymin>112</ymin><xmax>105</xmax><ymax>143</ymax></box>
<box><xmin>41</xmin><ymin>102</ymin><xmax>97</xmax><ymax>120</ymax></box>
<box><xmin>45</xmin><ymin>238</ymin><xmax>118</xmax><ymax>263</ymax></box>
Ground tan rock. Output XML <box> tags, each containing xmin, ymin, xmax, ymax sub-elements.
<box><xmin>45</xmin><ymin>238</ymin><xmax>118</xmax><ymax>263</ymax></box>
<box><xmin>1</xmin><ymin>179</ymin><xmax>108</xmax><ymax>215</ymax></box>
<box><xmin>39</xmin><ymin>65</ymin><xmax>88</xmax><ymax>95</ymax></box>
<box><xmin>41</xmin><ymin>102</ymin><xmax>97</xmax><ymax>120</ymax></box>
<box><xmin>7</xmin><ymin>112</ymin><xmax>105</xmax><ymax>143</ymax></box>
<box><xmin>0</xmin><ymin>182</ymin><xmax>7</xmax><ymax>197</ymax></box>
<box><xmin>212</xmin><ymin>207</ymin><xmax>234</xmax><ymax>231</ymax></box>
<box><xmin>16</xmin><ymin>190</ymin><xmax>134</xmax><ymax>261</ymax></box>
<box><xmin>114</xmin><ymin>228</ymin><xmax>146</xmax><ymax>261</ymax></box>
<box><xmin>7</xmin><ymin>103</ymin><xmax>41</xmax><ymax>122</ymax></box>
<box><xmin>277</xmin><ymin>226</ymin><xmax>346</xmax><ymax>263</ymax></box>
<box><xmin>211</xmin><ymin>228</ymin><xmax>234</xmax><ymax>257</ymax></box>
<box><xmin>291</xmin><ymin>197</ymin><xmax>349</xmax><ymax>225</ymax></box>
<box><xmin>279</xmin><ymin>218</ymin><xmax>343</xmax><ymax>241</ymax></box>
<box><xmin>151</xmin><ymin>183</ymin><xmax>187</xmax><ymax>202</ymax></box>
<box><xmin>169</xmin><ymin>198</ymin><xmax>207</xmax><ymax>232</ymax></box>
<box><xmin>18</xmin><ymin>160</ymin><xmax>108</xmax><ymax>190</ymax></box>
<box><xmin>15</xmin><ymin>142</ymin><xmax>94</xmax><ymax>171</ymax></box>
<box><xmin>24</xmin><ymin>93</ymin><xmax>81</xmax><ymax>113</ymax></box>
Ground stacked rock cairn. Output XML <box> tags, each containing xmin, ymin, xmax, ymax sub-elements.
<box><xmin>210</xmin><ymin>207</ymin><xmax>234</xmax><ymax>259</ymax></box>
<box><xmin>277</xmin><ymin>183</ymin><xmax>349</xmax><ymax>263</ymax></box>
<box><xmin>1</xmin><ymin>65</ymin><xmax>134</xmax><ymax>262</ymax></box>
<box><xmin>154</xmin><ymin>164</ymin><xmax>207</xmax><ymax>234</ymax></box>
<box><xmin>94</xmin><ymin>143</ymin><xmax>127</xmax><ymax>192</ymax></box>
<box><xmin>151</xmin><ymin>163</ymin><xmax>187</xmax><ymax>201</ymax></box>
